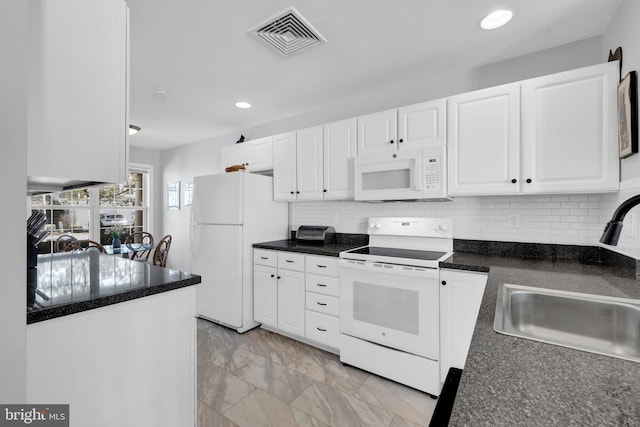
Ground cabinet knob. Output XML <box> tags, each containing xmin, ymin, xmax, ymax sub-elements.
<box><xmin>441</xmin><ymin>280</ymin><xmax>447</xmax><ymax>286</ymax></box>
<box><xmin>245</xmin><ymin>162</ymin><xmax>249</xmax><ymax>166</ymax></box>
<box><xmin>296</xmin><ymin>191</ymin><xmax>300</xmax><ymax>194</ymax></box>
<box><xmin>270</xmin><ymin>274</ymin><xmax>275</xmax><ymax>278</ymax></box>
<box><xmin>390</xmin><ymin>140</ymin><xmax>394</xmax><ymax>144</ymax></box>
<box><xmin>399</xmin><ymin>138</ymin><xmax>404</xmax><ymax>143</ymax></box>
<box><xmin>290</xmin><ymin>191</ymin><xmax>294</xmax><ymax>194</ymax></box>
<box><xmin>511</xmin><ymin>179</ymin><xmax>517</xmax><ymax>184</ymax></box>
<box><xmin>323</xmin><ymin>189</ymin><xmax>327</xmax><ymax>192</ymax></box>
<box><xmin>277</xmin><ymin>276</ymin><xmax>281</xmax><ymax>280</ymax></box>
<box><xmin>526</xmin><ymin>178</ymin><xmax>532</xmax><ymax>184</ymax></box>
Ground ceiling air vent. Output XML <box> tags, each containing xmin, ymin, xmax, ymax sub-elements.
<box><xmin>249</xmin><ymin>7</ymin><xmax>326</xmax><ymax>56</ymax></box>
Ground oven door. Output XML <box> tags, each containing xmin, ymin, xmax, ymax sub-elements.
<box><xmin>339</xmin><ymin>259</ymin><xmax>439</xmax><ymax>359</ymax></box>
<box><xmin>354</xmin><ymin>151</ymin><xmax>425</xmax><ymax>201</ymax></box>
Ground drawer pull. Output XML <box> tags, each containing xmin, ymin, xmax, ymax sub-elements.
<box><xmin>316</xmin><ymin>302</ymin><xmax>327</xmax><ymax>306</ymax></box>
<box><xmin>316</xmin><ymin>283</ymin><xmax>327</xmax><ymax>287</ymax></box>
<box><xmin>316</xmin><ymin>327</ymin><xmax>327</xmax><ymax>332</ymax></box>
<box><xmin>285</xmin><ymin>259</ymin><xmax>295</xmax><ymax>263</ymax></box>
<box><xmin>260</xmin><ymin>256</ymin><xmax>269</xmax><ymax>260</ymax></box>
<box><xmin>316</xmin><ymin>264</ymin><xmax>327</xmax><ymax>268</ymax></box>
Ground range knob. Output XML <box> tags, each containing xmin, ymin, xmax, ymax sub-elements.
<box><xmin>433</xmin><ymin>222</ymin><xmax>449</xmax><ymax>231</ymax></box>
<box><xmin>369</xmin><ymin>222</ymin><xmax>381</xmax><ymax>230</ymax></box>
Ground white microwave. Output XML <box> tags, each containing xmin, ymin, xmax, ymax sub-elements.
<box><xmin>354</xmin><ymin>146</ymin><xmax>450</xmax><ymax>201</ymax></box>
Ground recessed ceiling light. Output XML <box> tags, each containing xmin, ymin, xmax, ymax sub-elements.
<box><xmin>480</xmin><ymin>10</ymin><xmax>513</xmax><ymax>30</ymax></box>
<box><xmin>235</xmin><ymin>101</ymin><xmax>252</xmax><ymax>109</ymax></box>
<box><xmin>129</xmin><ymin>125</ymin><xmax>141</xmax><ymax>135</ymax></box>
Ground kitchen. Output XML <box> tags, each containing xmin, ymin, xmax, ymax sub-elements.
<box><xmin>3</xmin><ymin>0</ymin><xmax>640</xmax><ymax>426</ymax></box>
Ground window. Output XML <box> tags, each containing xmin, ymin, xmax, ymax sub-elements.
<box><xmin>29</xmin><ymin>165</ymin><xmax>152</xmax><ymax>254</ymax></box>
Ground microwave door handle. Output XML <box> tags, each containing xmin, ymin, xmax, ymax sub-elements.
<box><xmin>414</xmin><ymin>157</ymin><xmax>423</xmax><ymax>191</ymax></box>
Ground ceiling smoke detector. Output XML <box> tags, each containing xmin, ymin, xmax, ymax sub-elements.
<box><xmin>249</xmin><ymin>7</ymin><xmax>326</xmax><ymax>56</ymax></box>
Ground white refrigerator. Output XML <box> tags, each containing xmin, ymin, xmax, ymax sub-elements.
<box><xmin>190</xmin><ymin>172</ymin><xmax>288</xmax><ymax>332</ymax></box>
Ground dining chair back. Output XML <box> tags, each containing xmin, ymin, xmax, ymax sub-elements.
<box><xmin>55</xmin><ymin>234</ymin><xmax>78</xmax><ymax>252</ymax></box>
<box><xmin>64</xmin><ymin>239</ymin><xmax>107</xmax><ymax>254</ymax></box>
<box><xmin>153</xmin><ymin>235</ymin><xmax>172</xmax><ymax>267</ymax></box>
<box><xmin>124</xmin><ymin>231</ymin><xmax>154</xmax><ymax>261</ymax></box>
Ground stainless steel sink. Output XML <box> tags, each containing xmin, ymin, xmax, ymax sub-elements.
<box><xmin>494</xmin><ymin>283</ymin><xmax>640</xmax><ymax>363</ymax></box>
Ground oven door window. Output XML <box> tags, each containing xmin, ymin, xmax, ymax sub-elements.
<box><xmin>353</xmin><ymin>281</ymin><xmax>419</xmax><ymax>335</ymax></box>
<box><xmin>340</xmin><ymin>263</ymin><xmax>439</xmax><ymax>359</ymax></box>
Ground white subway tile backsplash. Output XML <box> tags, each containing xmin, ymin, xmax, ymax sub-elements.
<box><xmin>290</xmin><ymin>193</ymin><xmax>620</xmax><ymax>247</ymax></box>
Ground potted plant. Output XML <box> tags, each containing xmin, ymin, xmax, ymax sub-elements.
<box><xmin>104</xmin><ymin>225</ymin><xmax>124</xmax><ymax>252</ymax></box>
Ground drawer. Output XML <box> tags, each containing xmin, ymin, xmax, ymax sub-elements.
<box><xmin>305</xmin><ymin>274</ymin><xmax>339</xmax><ymax>297</ymax></box>
<box><xmin>305</xmin><ymin>292</ymin><xmax>339</xmax><ymax>316</ymax></box>
<box><xmin>305</xmin><ymin>255</ymin><xmax>339</xmax><ymax>277</ymax></box>
<box><xmin>254</xmin><ymin>249</ymin><xmax>277</xmax><ymax>267</ymax></box>
<box><xmin>305</xmin><ymin>310</ymin><xmax>340</xmax><ymax>349</ymax></box>
<box><xmin>277</xmin><ymin>252</ymin><xmax>306</xmax><ymax>272</ymax></box>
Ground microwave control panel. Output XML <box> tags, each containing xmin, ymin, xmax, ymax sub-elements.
<box><xmin>424</xmin><ymin>155</ymin><xmax>441</xmax><ymax>192</ymax></box>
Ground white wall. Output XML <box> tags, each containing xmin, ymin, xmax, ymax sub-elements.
<box><xmin>0</xmin><ymin>0</ymin><xmax>27</xmax><ymax>403</ymax></box>
<box><xmin>603</xmin><ymin>0</ymin><xmax>640</xmax><ymax>182</ymax></box>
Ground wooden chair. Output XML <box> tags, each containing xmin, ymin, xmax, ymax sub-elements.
<box><xmin>124</xmin><ymin>232</ymin><xmax>154</xmax><ymax>261</ymax></box>
<box><xmin>55</xmin><ymin>234</ymin><xmax>78</xmax><ymax>252</ymax></box>
<box><xmin>64</xmin><ymin>239</ymin><xmax>107</xmax><ymax>254</ymax></box>
<box><xmin>152</xmin><ymin>235</ymin><xmax>172</xmax><ymax>267</ymax></box>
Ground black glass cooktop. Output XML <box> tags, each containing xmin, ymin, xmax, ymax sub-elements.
<box><xmin>345</xmin><ymin>246</ymin><xmax>447</xmax><ymax>261</ymax></box>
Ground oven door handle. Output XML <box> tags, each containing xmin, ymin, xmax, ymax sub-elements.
<box><xmin>338</xmin><ymin>259</ymin><xmax>438</xmax><ymax>278</ymax></box>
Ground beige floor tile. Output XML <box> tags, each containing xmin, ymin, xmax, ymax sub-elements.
<box><xmin>198</xmin><ymin>360</ymin><xmax>256</xmax><ymax>413</ymax></box>
<box><xmin>287</xmin><ymin>348</ymin><xmax>370</xmax><ymax>395</ymax></box>
<box><xmin>389</xmin><ymin>414</ymin><xmax>426</xmax><ymax>427</ymax></box>
<box><xmin>223</xmin><ymin>389</ymin><xmax>328</xmax><ymax>427</ymax></box>
<box><xmin>355</xmin><ymin>375</ymin><xmax>437</xmax><ymax>426</ymax></box>
<box><xmin>197</xmin><ymin>400</ymin><xmax>239</xmax><ymax>427</ymax></box>
<box><xmin>292</xmin><ymin>381</ymin><xmax>396</xmax><ymax>427</ymax></box>
<box><xmin>237</xmin><ymin>329</ymin><xmax>307</xmax><ymax>366</ymax></box>
<box><xmin>230</xmin><ymin>353</ymin><xmax>316</xmax><ymax>403</ymax></box>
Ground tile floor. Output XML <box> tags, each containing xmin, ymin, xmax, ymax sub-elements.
<box><xmin>197</xmin><ymin>319</ymin><xmax>437</xmax><ymax>427</ymax></box>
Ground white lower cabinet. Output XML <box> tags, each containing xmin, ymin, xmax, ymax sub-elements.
<box><xmin>439</xmin><ymin>269</ymin><xmax>488</xmax><ymax>383</ymax></box>
<box><xmin>253</xmin><ymin>249</ymin><xmax>340</xmax><ymax>351</ymax></box>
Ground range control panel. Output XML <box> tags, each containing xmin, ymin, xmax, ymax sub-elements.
<box><xmin>367</xmin><ymin>217</ymin><xmax>453</xmax><ymax>238</ymax></box>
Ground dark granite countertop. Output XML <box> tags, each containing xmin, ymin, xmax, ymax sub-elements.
<box><xmin>253</xmin><ymin>234</ymin><xmax>368</xmax><ymax>257</ymax></box>
<box><xmin>447</xmin><ymin>254</ymin><xmax>640</xmax><ymax>426</ymax></box>
<box><xmin>27</xmin><ymin>252</ymin><xmax>201</xmax><ymax>324</ymax></box>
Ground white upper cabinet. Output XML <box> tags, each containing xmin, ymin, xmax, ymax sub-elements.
<box><xmin>273</xmin><ymin>132</ymin><xmax>298</xmax><ymax>201</ymax></box>
<box><xmin>521</xmin><ymin>61</ymin><xmax>619</xmax><ymax>193</ymax></box>
<box><xmin>357</xmin><ymin>99</ymin><xmax>446</xmax><ymax>156</ymax></box>
<box><xmin>273</xmin><ymin>121</ymin><xmax>357</xmax><ymax>202</ymax></box>
<box><xmin>448</xmin><ymin>61</ymin><xmax>619</xmax><ymax>196</ymax></box>
<box><xmin>357</xmin><ymin>109</ymin><xmax>398</xmax><ymax>156</ymax></box>
<box><xmin>323</xmin><ymin>118</ymin><xmax>357</xmax><ymax>200</ymax></box>
<box><xmin>398</xmin><ymin>99</ymin><xmax>447</xmax><ymax>149</ymax></box>
<box><xmin>448</xmin><ymin>83</ymin><xmax>521</xmax><ymax>196</ymax></box>
<box><xmin>296</xmin><ymin>126</ymin><xmax>324</xmax><ymax>200</ymax></box>
<box><xmin>28</xmin><ymin>0</ymin><xmax>129</xmax><ymax>188</ymax></box>
<box><xmin>220</xmin><ymin>136</ymin><xmax>273</xmax><ymax>172</ymax></box>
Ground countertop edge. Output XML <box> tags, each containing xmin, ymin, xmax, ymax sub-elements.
<box><xmin>27</xmin><ymin>275</ymin><xmax>201</xmax><ymax>324</ymax></box>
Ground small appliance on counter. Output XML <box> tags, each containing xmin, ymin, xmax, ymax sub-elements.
<box><xmin>26</xmin><ymin>211</ymin><xmax>49</xmax><ymax>307</ymax></box>
<box><xmin>296</xmin><ymin>225</ymin><xmax>336</xmax><ymax>243</ymax></box>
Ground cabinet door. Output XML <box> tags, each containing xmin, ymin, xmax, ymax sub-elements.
<box><xmin>273</xmin><ymin>132</ymin><xmax>297</xmax><ymax>201</ymax></box>
<box><xmin>277</xmin><ymin>270</ymin><xmax>306</xmax><ymax>336</ymax></box>
<box><xmin>296</xmin><ymin>126</ymin><xmax>324</xmax><ymax>200</ymax></box>
<box><xmin>357</xmin><ymin>109</ymin><xmax>398</xmax><ymax>156</ymax></box>
<box><xmin>521</xmin><ymin>62</ymin><xmax>619</xmax><ymax>193</ymax></box>
<box><xmin>28</xmin><ymin>0</ymin><xmax>128</xmax><ymax>184</ymax></box>
<box><xmin>246</xmin><ymin>136</ymin><xmax>273</xmax><ymax>171</ymax></box>
<box><xmin>323</xmin><ymin>118</ymin><xmax>357</xmax><ymax>200</ymax></box>
<box><xmin>254</xmin><ymin>265</ymin><xmax>278</xmax><ymax>328</ymax></box>
<box><xmin>221</xmin><ymin>144</ymin><xmax>246</xmax><ymax>169</ymax></box>
<box><xmin>398</xmin><ymin>99</ymin><xmax>446</xmax><ymax>150</ymax></box>
<box><xmin>439</xmin><ymin>270</ymin><xmax>487</xmax><ymax>383</ymax></box>
<box><xmin>448</xmin><ymin>83</ymin><xmax>521</xmax><ymax>196</ymax></box>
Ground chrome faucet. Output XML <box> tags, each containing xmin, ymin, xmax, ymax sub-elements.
<box><xmin>599</xmin><ymin>194</ymin><xmax>640</xmax><ymax>245</ymax></box>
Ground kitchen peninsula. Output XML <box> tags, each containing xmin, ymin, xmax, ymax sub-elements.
<box><xmin>26</xmin><ymin>251</ymin><xmax>201</xmax><ymax>427</ymax></box>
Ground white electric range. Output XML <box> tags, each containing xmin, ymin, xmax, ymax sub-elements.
<box><xmin>338</xmin><ymin>217</ymin><xmax>453</xmax><ymax>396</ymax></box>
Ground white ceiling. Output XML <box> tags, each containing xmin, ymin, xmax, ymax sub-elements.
<box><xmin>126</xmin><ymin>0</ymin><xmax>621</xmax><ymax>151</ymax></box>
